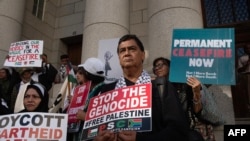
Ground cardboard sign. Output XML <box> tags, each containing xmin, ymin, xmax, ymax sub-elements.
<box><xmin>4</xmin><ymin>40</ymin><xmax>43</xmax><ymax>67</ymax></box>
<box><xmin>98</xmin><ymin>38</ymin><xmax>122</xmax><ymax>82</ymax></box>
<box><xmin>169</xmin><ymin>28</ymin><xmax>235</xmax><ymax>85</ymax></box>
<box><xmin>81</xmin><ymin>83</ymin><xmax>152</xmax><ymax>140</ymax></box>
<box><xmin>67</xmin><ymin>81</ymin><xmax>91</xmax><ymax>133</ymax></box>
<box><xmin>0</xmin><ymin>112</ymin><xmax>68</xmax><ymax>141</ymax></box>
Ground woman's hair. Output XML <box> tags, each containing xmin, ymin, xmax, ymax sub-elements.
<box><xmin>153</xmin><ymin>57</ymin><xmax>170</xmax><ymax>67</ymax></box>
<box><xmin>152</xmin><ymin>57</ymin><xmax>170</xmax><ymax>74</ymax></box>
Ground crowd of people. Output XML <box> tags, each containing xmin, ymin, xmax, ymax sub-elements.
<box><xmin>0</xmin><ymin>34</ymin><xmax>228</xmax><ymax>141</ymax></box>
<box><xmin>0</xmin><ymin>53</ymin><xmax>58</xmax><ymax>113</ymax></box>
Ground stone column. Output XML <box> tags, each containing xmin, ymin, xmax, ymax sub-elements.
<box><xmin>148</xmin><ymin>0</ymin><xmax>203</xmax><ymax>62</ymax></box>
<box><xmin>81</xmin><ymin>0</ymin><xmax>129</xmax><ymax>61</ymax></box>
<box><xmin>0</xmin><ymin>0</ymin><xmax>26</xmax><ymax>64</ymax></box>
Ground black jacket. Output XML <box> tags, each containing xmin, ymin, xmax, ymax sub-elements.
<box><xmin>38</xmin><ymin>63</ymin><xmax>58</xmax><ymax>91</ymax></box>
<box><xmin>0</xmin><ymin>85</ymin><xmax>12</xmax><ymax>115</ymax></box>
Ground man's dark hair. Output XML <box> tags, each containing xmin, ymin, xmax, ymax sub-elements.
<box><xmin>117</xmin><ymin>34</ymin><xmax>144</xmax><ymax>53</ymax></box>
<box><xmin>42</xmin><ymin>53</ymin><xmax>47</xmax><ymax>58</ymax></box>
<box><xmin>60</xmin><ymin>54</ymin><xmax>69</xmax><ymax>60</ymax></box>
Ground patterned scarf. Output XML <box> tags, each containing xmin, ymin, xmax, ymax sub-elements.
<box><xmin>115</xmin><ymin>70</ymin><xmax>151</xmax><ymax>89</ymax></box>
<box><xmin>59</xmin><ymin>65</ymin><xmax>67</xmax><ymax>79</ymax></box>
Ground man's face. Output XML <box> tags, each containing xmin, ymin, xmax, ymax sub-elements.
<box><xmin>117</xmin><ymin>39</ymin><xmax>145</xmax><ymax>69</ymax></box>
<box><xmin>0</xmin><ymin>69</ymin><xmax>7</xmax><ymax>79</ymax></box>
<box><xmin>61</xmin><ymin>58</ymin><xmax>68</xmax><ymax>65</ymax></box>
<box><xmin>22</xmin><ymin>71</ymin><xmax>32</xmax><ymax>83</ymax></box>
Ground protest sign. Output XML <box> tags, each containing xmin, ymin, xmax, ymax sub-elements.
<box><xmin>67</xmin><ymin>81</ymin><xmax>91</xmax><ymax>133</ymax></box>
<box><xmin>81</xmin><ymin>83</ymin><xmax>152</xmax><ymax>141</ymax></box>
<box><xmin>0</xmin><ymin>112</ymin><xmax>68</xmax><ymax>141</ymax></box>
<box><xmin>97</xmin><ymin>38</ymin><xmax>122</xmax><ymax>82</ymax></box>
<box><xmin>169</xmin><ymin>28</ymin><xmax>235</xmax><ymax>85</ymax></box>
<box><xmin>4</xmin><ymin>40</ymin><xmax>43</xmax><ymax>67</ymax></box>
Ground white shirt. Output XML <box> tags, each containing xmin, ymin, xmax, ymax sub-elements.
<box><xmin>31</xmin><ymin>72</ymin><xmax>42</xmax><ymax>82</ymax></box>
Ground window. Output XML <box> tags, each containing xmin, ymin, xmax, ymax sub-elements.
<box><xmin>32</xmin><ymin>0</ymin><xmax>45</xmax><ymax>20</ymax></box>
<box><xmin>202</xmin><ymin>0</ymin><xmax>250</xmax><ymax>27</ymax></box>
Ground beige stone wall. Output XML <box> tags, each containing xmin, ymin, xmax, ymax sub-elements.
<box><xmin>129</xmin><ymin>0</ymin><xmax>150</xmax><ymax>69</ymax></box>
<box><xmin>54</xmin><ymin>0</ymin><xmax>85</xmax><ymax>67</ymax></box>
<box><xmin>21</xmin><ymin>0</ymin><xmax>85</xmax><ymax>68</ymax></box>
<box><xmin>0</xmin><ymin>0</ymin><xmax>26</xmax><ymax>65</ymax></box>
<box><xmin>81</xmin><ymin>0</ymin><xmax>129</xmax><ymax>62</ymax></box>
<box><xmin>22</xmin><ymin>0</ymin><xmax>57</xmax><ymax>66</ymax></box>
<box><xmin>0</xmin><ymin>1</ymin><xmax>236</xmax><ymax>141</ymax></box>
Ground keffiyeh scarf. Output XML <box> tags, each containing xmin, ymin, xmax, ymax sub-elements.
<box><xmin>115</xmin><ymin>70</ymin><xmax>151</xmax><ymax>89</ymax></box>
<box><xmin>59</xmin><ymin>65</ymin><xmax>67</xmax><ymax>79</ymax></box>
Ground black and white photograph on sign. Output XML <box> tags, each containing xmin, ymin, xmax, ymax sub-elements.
<box><xmin>98</xmin><ymin>38</ymin><xmax>122</xmax><ymax>82</ymax></box>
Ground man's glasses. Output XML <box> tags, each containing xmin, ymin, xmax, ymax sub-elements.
<box><xmin>153</xmin><ymin>63</ymin><xmax>166</xmax><ymax>70</ymax></box>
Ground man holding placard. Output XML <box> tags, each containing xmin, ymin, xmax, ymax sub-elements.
<box><xmin>82</xmin><ymin>34</ymin><xmax>188</xmax><ymax>141</ymax></box>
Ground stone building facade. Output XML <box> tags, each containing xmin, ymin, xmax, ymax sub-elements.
<box><xmin>1</xmin><ymin>0</ymin><xmax>250</xmax><ymax>140</ymax></box>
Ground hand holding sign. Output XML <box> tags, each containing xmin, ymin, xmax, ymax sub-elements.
<box><xmin>4</xmin><ymin>40</ymin><xmax>43</xmax><ymax>67</ymax></box>
<box><xmin>81</xmin><ymin>83</ymin><xmax>152</xmax><ymax>141</ymax></box>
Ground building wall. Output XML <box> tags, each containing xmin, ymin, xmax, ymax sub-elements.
<box><xmin>21</xmin><ymin>0</ymin><xmax>85</xmax><ymax>68</ymax></box>
<box><xmin>0</xmin><ymin>0</ymin><xmax>26</xmax><ymax>64</ymax></box>
<box><xmin>130</xmin><ymin>0</ymin><xmax>149</xmax><ymax>69</ymax></box>
<box><xmin>22</xmin><ymin>0</ymin><xmax>56</xmax><ymax>64</ymax></box>
<box><xmin>0</xmin><ymin>1</ymin><xmax>236</xmax><ymax>140</ymax></box>
<box><xmin>81</xmin><ymin>0</ymin><xmax>129</xmax><ymax>62</ymax></box>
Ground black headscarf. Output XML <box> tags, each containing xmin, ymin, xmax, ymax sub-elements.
<box><xmin>20</xmin><ymin>83</ymin><xmax>49</xmax><ymax>113</ymax></box>
<box><xmin>0</xmin><ymin>84</ymin><xmax>12</xmax><ymax>115</ymax></box>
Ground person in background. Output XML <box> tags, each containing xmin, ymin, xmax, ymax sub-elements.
<box><xmin>65</xmin><ymin>60</ymin><xmax>87</xmax><ymax>141</ymax></box>
<box><xmin>76</xmin><ymin>57</ymin><xmax>106</xmax><ymax>120</ymax></box>
<box><xmin>32</xmin><ymin>53</ymin><xmax>58</xmax><ymax>91</ymax></box>
<box><xmin>19</xmin><ymin>82</ymin><xmax>49</xmax><ymax>113</ymax></box>
<box><xmin>10</xmin><ymin>68</ymin><xmax>35</xmax><ymax>113</ymax></box>
<box><xmin>237</xmin><ymin>43</ymin><xmax>250</xmax><ymax>111</ymax></box>
<box><xmin>66</xmin><ymin>57</ymin><xmax>105</xmax><ymax>141</ymax></box>
<box><xmin>93</xmin><ymin>34</ymin><xmax>189</xmax><ymax>141</ymax></box>
<box><xmin>0</xmin><ymin>67</ymin><xmax>20</xmax><ymax>107</ymax></box>
<box><xmin>152</xmin><ymin>57</ymin><xmax>225</xmax><ymax>141</ymax></box>
<box><xmin>55</xmin><ymin>54</ymin><xmax>77</xmax><ymax>84</ymax></box>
